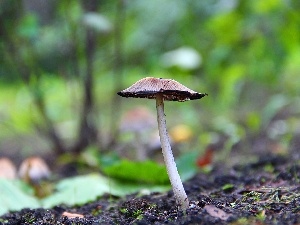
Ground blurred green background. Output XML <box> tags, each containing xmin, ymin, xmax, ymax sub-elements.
<box><xmin>0</xmin><ymin>0</ymin><xmax>299</xmax><ymax>168</ymax></box>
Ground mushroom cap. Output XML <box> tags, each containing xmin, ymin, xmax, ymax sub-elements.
<box><xmin>18</xmin><ymin>157</ymin><xmax>50</xmax><ymax>183</ymax></box>
<box><xmin>118</xmin><ymin>77</ymin><xmax>207</xmax><ymax>102</ymax></box>
<box><xmin>0</xmin><ymin>157</ymin><xmax>17</xmax><ymax>179</ymax></box>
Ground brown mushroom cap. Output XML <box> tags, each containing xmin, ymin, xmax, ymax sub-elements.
<box><xmin>117</xmin><ymin>77</ymin><xmax>207</xmax><ymax>102</ymax></box>
<box><xmin>18</xmin><ymin>157</ymin><xmax>50</xmax><ymax>183</ymax></box>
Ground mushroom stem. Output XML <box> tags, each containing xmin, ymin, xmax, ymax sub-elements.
<box><xmin>156</xmin><ymin>93</ymin><xmax>189</xmax><ymax>210</ymax></box>
<box><xmin>134</xmin><ymin>132</ymin><xmax>147</xmax><ymax>161</ymax></box>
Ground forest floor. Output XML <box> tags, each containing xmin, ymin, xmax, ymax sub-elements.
<box><xmin>0</xmin><ymin>150</ymin><xmax>299</xmax><ymax>225</ymax></box>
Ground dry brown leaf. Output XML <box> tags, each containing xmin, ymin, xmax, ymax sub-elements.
<box><xmin>62</xmin><ymin>211</ymin><xmax>84</xmax><ymax>219</ymax></box>
<box><xmin>204</xmin><ymin>205</ymin><xmax>232</xmax><ymax>221</ymax></box>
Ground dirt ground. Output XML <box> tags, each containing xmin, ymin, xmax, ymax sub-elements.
<box><xmin>0</xmin><ymin>150</ymin><xmax>299</xmax><ymax>225</ymax></box>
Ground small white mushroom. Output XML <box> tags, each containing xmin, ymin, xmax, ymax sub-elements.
<box><xmin>120</xmin><ymin>106</ymin><xmax>156</xmax><ymax>160</ymax></box>
<box><xmin>118</xmin><ymin>77</ymin><xmax>207</xmax><ymax>211</ymax></box>
<box><xmin>0</xmin><ymin>157</ymin><xmax>17</xmax><ymax>179</ymax></box>
<box><xmin>18</xmin><ymin>156</ymin><xmax>51</xmax><ymax>184</ymax></box>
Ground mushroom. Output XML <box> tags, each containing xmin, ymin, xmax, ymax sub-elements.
<box><xmin>18</xmin><ymin>156</ymin><xmax>51</xmax><ymax>198</ymax></box>
<box><xmin>120</xmin><ymin>106</ymin><xmax>156</xmax><ymax>160</ymax></box>
<box><xmin>0</xmin><ymin>157</ymin><xmax>17</xmax><ymax>179</ymax></box>
<box><xmin>18</xmin><ymin>156</ymin><xmax>51</xmax><ymax>184</ymax></box>
<box><xmin>118</xmin><ymin>77</ymin><xmax>207</xmax><ymax>210</ymax></box>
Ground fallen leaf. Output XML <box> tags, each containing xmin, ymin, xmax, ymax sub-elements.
<box><xmin>0</xmin><ymin>179</ymin><xmax>40</xmax><ymax>216</ymax></box>
<box><xmin>41</xmin><ymin>173</ymin><xmax>169</xmax><ymax>208</ymax></box>
<box><xmin>62</xmin><ymin>211</ymin><xmax>84</xmax><ymax>219</ymax></box>
<box><xmin>196</xmin><ymin>147</ymin><xmax>214</xmax><ymax>168</ymax></box>
<box><xmin>204</xmin><ymin>205</ymin><xmax>231</xmax><ymax>221</ymax></box>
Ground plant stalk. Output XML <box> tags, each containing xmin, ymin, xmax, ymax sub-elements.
<box><xmin>156</xmin><ymin>93</ymin><xmax>189</xmax><ymax>211</ymax></box>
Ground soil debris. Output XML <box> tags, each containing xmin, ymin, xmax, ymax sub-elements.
<box><xmin>0</xmin><ymin>154</ymin><xmax>299</xmax><ymax>224</ymax></box>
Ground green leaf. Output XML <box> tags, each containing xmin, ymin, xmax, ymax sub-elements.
<box><xmin>17</xmin><ymin>14</ymin><xmax>39</xmax><ymax>39</ymax></box>
<box><xmin>219</xmin><ymin>64</ymin><xmax>245</xmax><ymax>108</ymax></box>
<box><xmin>42</xmin><ymin>173</ymin><xmax>169</xmax><ymax>208</ymax></box>
<box><xmin>0</xmin><ymin>179</ymin><xmax>40</xmax><ymax>216</ymax></box>
<box><xmin>42</xmin><ymin>174</ymin><xmax>111</xmax><ymax>208</ymax></box>
<box><xmin>176</xmin><ymin>151</ymin><xmax>198</xmax><ymax>182</ymax></box>
<box><xmin>222</xmin><ymin>183</ymin><xmax>234</xmax><ymax>191</ymax></box>
<box><xmin>261</xmin><ymin>95</ymin><xmax>289</xmax><ymax>128</ymax></box>
<box><xmin>102</xmin><ymin>160</ymin><xmax>169</xmax><ymax>184</ymax></box>
<box><xmin>246</xmin><ymin>112</ymin><xmax>261</xmax><ymax>133</ymax></box>
<box><xmin>82</xmin><ymin>13</ymin><xmax>112</xmax><ymax>33</ymax></box>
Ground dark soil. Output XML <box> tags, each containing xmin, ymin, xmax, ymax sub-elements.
<box><xmin>1</xmin><ymin>154</ymin><xmax>299</xmax><ymax>225</ymax></box>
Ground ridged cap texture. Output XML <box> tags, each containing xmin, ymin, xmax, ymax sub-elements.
<box><xmin>118</xmin><ymin>77</ymin><xmax>207</xmax><ymax>102</ymax></box>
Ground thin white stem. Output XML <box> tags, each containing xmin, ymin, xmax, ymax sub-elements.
<box><xmin>134</xmin><ymin>132</ymin><xmax>147</xmax><ymax>161</ymax></box>
<box><xmin>156</xmin><ymin>93</ymin><xmax>189</xmax><ymax>211</ymax></box>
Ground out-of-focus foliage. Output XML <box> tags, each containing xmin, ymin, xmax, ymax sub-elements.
<box><xmin>102</xmin><ymin>160</ymin><xmax>169</xmax><ymax>184</ymax></box>
<box><xmin>0</xmin><ymin>0</ymin><xmax>299</xmax><ymax>162</ymax></box>
<box><xmin>0</xmin><ymin>0</ymin><xmax>299</xmax><ymax>214</ymax></box>
<box><xmin>0</xmin><ymin>179</ymin><xmax>39</xmax><ymax>216</ymax></box>
<box><xmin>41</xmin><ymin>173</ymin><xmax>169</xmax><ymax>208</ymax></box>
<box><xmin>0</xmin><ymin>174</ymin><xmax>169</xmax><ymax>215</ymax></box>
